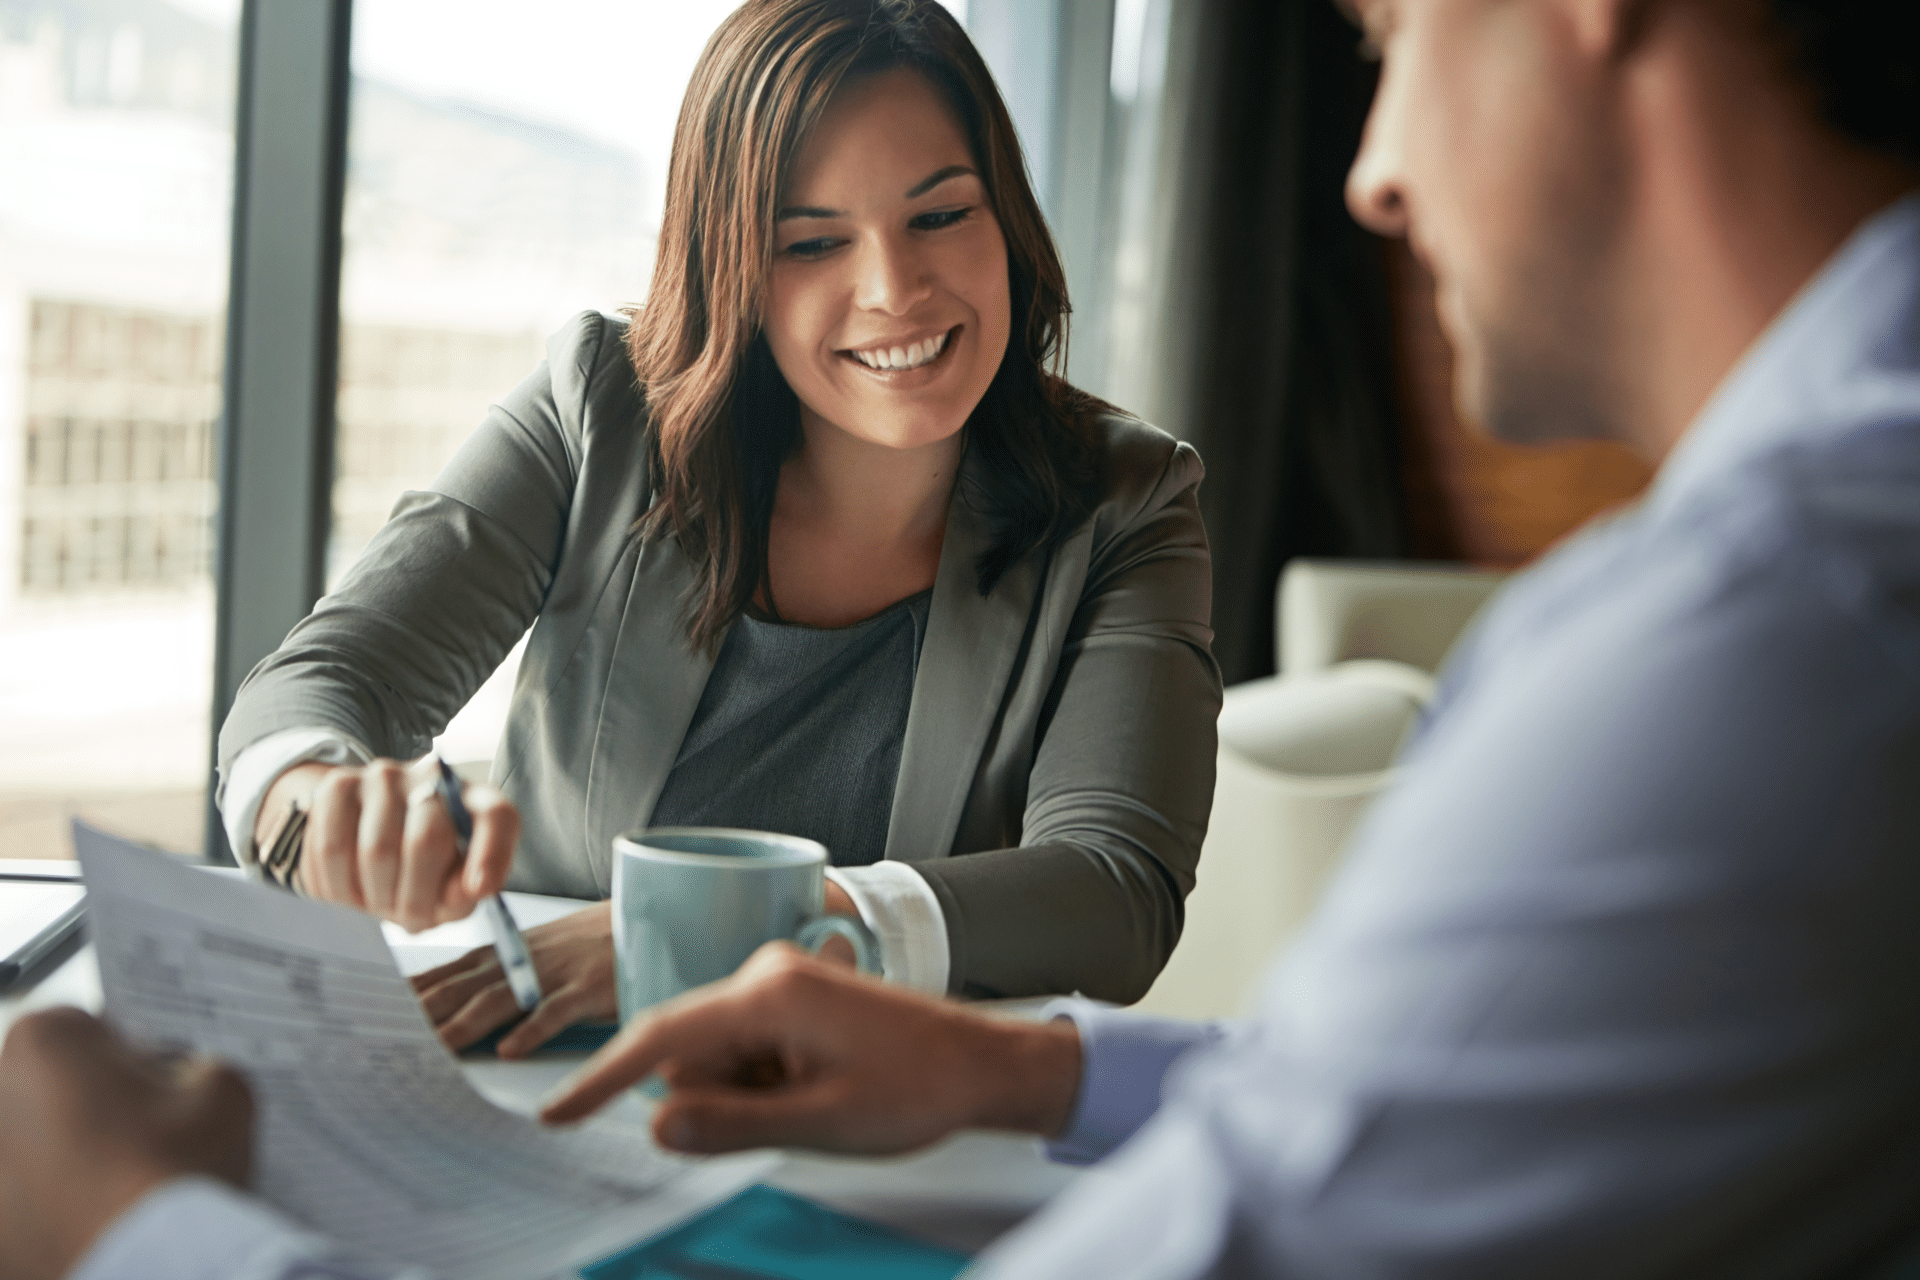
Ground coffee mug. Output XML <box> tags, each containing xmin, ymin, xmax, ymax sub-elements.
<box><xmin>611</xmin><ymin>827</ymin><xmax>881</xmax><ymax>1022</ymax></box>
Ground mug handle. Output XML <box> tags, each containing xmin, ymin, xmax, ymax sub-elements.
<box><xmin>794</xmin><ymin>914</ymin><xmax>882</xmax><ymax>975</ymax></box>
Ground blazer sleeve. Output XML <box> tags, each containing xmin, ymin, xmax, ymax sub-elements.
<box><xmin>216</xmin><ymin>312</ymin><xmax>616</xmax><ymax>782</ymax></box>
<box><xmin>917</xmin><ymin>439</ymin><xmax>1222</xmax><ymax>1002</ymax></box>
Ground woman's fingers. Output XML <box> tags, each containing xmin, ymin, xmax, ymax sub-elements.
<box><xmin>433</xmin><ymin>980</ymin><xmax>522</xmax><ymax>1052</ymax></box>
<box><xmin>410</xmin><ymin>948</ymin><xmax>494</xmax><ymax>997</ymax></box>
<box><xmin>301</xmin><ymin>769</ymin><xmax>364</xmax><ymax>907</ymax></box>
<box><xmin>412</xmin><ymin>946</ymin><xmax>516</xmax><ymax>1052</ymax></box>
<box><xmin>354</xmin><ymin>760</ymin><xmax>409</xmax><ymax>919</ymax></box>
<box><xmin>495</xmin><ymin>987</ymin><xmax>594</xmax><ymax>1060</ymax></box>
<box><xmin>429</xmin><ymin>968</ymin><xmax>597</xmax><ymax>1056</ymax></box>
<box><xmin>461</xmin><ymin>785</ymin><xmax>519</xmax><ymax>901</ymax></box>
<box><xmin>395</xmin><ymin>783</ymin><xmax>458</xmax><ymax>933</ymax></box>
<box><xmin>411</xmin><ymin>946</ymin><xmax>500</xmax><ymax>1022</ymax></box>
<box><xmin>288</xmin><ymin>758</ymin><xmax>519</xmax><ymax>931</ymax></box>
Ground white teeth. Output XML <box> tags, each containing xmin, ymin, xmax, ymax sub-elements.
<box><xmin>851</xmin><ymin>330</ymin><xmax>949</xmax><ymax>371</ymax></box>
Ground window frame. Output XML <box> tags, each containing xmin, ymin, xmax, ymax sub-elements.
<box><xmin>206</xmin><ymin>0</ymin><xmax>353</xmax><ymax>862</ymax></box>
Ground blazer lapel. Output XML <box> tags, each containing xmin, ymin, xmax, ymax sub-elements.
<box><xmin>884</xmin><ymin>463</ymin><xmax>1040</xmax><ymax>864</ymax></box>
<box><xmin>582</xmin><ymin>534</ymin><xmax>716</xmax><ymax>894</ymax></box>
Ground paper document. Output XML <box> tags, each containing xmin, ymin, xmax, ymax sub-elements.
<box><xmin>74</xmin><ymin>824</ymin><xmax>770</xmax><ymax>1280</ymax></box>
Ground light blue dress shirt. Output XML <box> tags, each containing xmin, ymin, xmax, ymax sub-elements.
<box><xmin>70</xmin><ymin>194</ymin><xmax>1920</xmax><ymax>1280</ymax></box>
<box><xmin>986</xmin><ymin>193</ymin><xmax>1920</xmax><ymax>1277</ymax></box>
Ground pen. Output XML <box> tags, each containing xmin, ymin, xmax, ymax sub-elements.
<box><xmin>432</xmin><ymin>755</ymin><xmax>543</xmax><ymax>1013</ymax></box>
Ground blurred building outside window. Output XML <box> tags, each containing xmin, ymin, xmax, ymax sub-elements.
<box><xmin>336</xmin><ymin>0</ymin><xmax>745</xmax><ymax>769</ymax></box>
<box><xmin>0</xmin><ymin>0</ymin><xmax>237</xmax><ymax>860</ymax></box>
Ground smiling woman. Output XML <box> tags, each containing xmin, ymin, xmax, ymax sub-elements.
<box><xmin>216</xmin><ymin>0</ymin><xmax>1221</xmax><ymax>1053</ymax></box>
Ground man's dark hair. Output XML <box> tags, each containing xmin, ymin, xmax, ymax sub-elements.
<box><xmin>1768</xmin><ymin>0</ymin><xmax>1919</xmax><ymax>163</ymax></box>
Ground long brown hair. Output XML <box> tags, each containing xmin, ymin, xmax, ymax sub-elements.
<box><xmin>630</xmin><ymin>0</ymin><xmax>1105</xmax><ymax>651</ymax></box>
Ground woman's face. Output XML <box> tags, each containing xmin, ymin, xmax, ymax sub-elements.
<box><xmin>764</xmin><ymin>67</ymin><xmax>1011</xmax><ymax>454</ymax></box>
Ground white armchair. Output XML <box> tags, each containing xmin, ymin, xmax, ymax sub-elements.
<box><xmin>1134</xmin><ymin>560</ymin><xmax>1507</xmax><ymax>1019</ymax></box>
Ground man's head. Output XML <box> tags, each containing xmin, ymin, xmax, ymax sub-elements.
<box><xmin>1344</xmin><ymin>0</ymin><xmax>1919</xmax><ymax>456</ymax></box>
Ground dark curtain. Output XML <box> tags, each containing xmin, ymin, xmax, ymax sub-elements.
<box><xmin>1171</xmin><ymin>0</ymin><xmax>1406</xmax><ymax>684</ymax></box>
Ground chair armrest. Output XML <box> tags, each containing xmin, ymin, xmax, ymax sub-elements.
<box><xmin>1220</xmin><ymin>660</ymin><xmax>1434</xmax><ymax>777</ymax></box>
<box><xmin>1278</xmin><ymin>558</ymin><xmax>1507</xmax><ymax>676</ymax></box>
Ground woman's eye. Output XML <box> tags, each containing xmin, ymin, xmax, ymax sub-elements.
<box><xmin>783</xmin><ymin>236</ymin><xmax>841</xmax><ymax>258</ymax></box>
<box><xmin>912</xmin><ymin>207</ymin><xmax>973</xmax><ymax>232</ymax></box>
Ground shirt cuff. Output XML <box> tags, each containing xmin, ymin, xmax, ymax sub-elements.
<box><xmin>219</xmin><ymin>727</ymin><xmax>373</xmax><ymax>870</ymax></box>
<box><xmin>1040</xmin><ymin>998</ymin><xmax>1227</xmax><ymax>1166</ymax></box>
<box><xmin>68</xmin><ymin>1176</ymin><xmax>312</xmax><ymax>1280</ymax></box>
<box><xmin>824</xmin><ymin>862</ymin><xmax>950</xmax><ymax>993</ymax></box>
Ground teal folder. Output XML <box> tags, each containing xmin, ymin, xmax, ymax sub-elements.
<box><xmin>582</xmin><ymin>1184</ymin><xmax>971</xmax><ymax>1280</ymax></box>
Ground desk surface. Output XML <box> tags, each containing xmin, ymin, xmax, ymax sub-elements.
<box><xmin>0</xmin><ymin>888</ymin><xmax>1076</xmax><ymax>1259</ymax></box>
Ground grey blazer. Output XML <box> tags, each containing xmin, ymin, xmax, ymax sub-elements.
<box><xmin>220</xmin><ymin>312</ymin><xmax>1221</xmax><ymax>1002</ymax></box>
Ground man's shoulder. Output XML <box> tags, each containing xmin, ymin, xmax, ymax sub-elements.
<box><xmin>1702</xmin><ymin>413</ymin><xmax>1920</xmax><ymax>645</ymax></box>
<box><xmin>1766</xmin><ymin>412</ymin><xmax>1920</xmax><ymax>530</ymax></box>
<box><xmin>1455</xmin><ymin>413</ymin><xmax>1920</xmax><ymax>706</ymax></box>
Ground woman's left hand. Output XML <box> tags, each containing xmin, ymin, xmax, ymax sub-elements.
<box><xmin>412</xmin><ymin>902</ymin><xmax>618</xmax><ymax>1058</ymax></box>
<box><xmin>415</xmin><ymin>888</ymin><xmax>868</xmax><ymax>1055</ymax></box>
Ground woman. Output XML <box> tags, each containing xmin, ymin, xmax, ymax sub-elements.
<box><xmin>217</xmin><ymin>0</ymin><xmax>1219</xmax><ymax>1055</ymax></box>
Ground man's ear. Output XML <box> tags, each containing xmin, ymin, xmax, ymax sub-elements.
<box><xmin>1567</xmin><ymin>0</ymin><xmax>1665</xmax><ymax>60</ymax></box>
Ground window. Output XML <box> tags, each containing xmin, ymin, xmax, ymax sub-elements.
<box><xmin>0</xmin><ymin>0</ymin><xmax>238</xmax><ymax>859</ymax></box>
<box><xmin>334</xmin><ymin>0</ymin><xmax>744</xmax><ymax>765</ymax></box>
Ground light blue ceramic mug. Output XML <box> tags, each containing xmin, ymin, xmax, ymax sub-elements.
<box><xmin>611</xmin><ymin>827</ymin><xmax>881</xmax><ymax>1023</ymax></box>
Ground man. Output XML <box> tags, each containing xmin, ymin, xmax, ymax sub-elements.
<box><xmin>8</xmin><ymin>0</ymin><xmax>1920</xmax><ymax>1275</ymax></box>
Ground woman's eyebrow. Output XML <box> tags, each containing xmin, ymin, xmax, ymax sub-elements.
<box><xmin>905</xmin><ymin>164</ymin><xmax>976</xmax><ymax>198</ymax></box>
<box><xmin>775</xmin><ymin>164</ymin><xmax>978</xmax><ymax>221</ymax></box>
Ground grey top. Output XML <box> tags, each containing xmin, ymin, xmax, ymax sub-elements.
<box><xmin>649</xmin><ymin>591</ymin><xmax>932</xmax><ymax>867</ymax></box>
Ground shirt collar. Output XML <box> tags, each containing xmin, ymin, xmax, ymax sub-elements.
<box><xmin>1649</xmin><ymin>191</ymin><xmax>1920</xmax><ymax>516</ymax></box>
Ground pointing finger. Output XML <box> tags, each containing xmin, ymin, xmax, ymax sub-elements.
<box><xmin>540</xmin><ymin>987</ymin><xmax>772</xmax><ymax>1125</ymax></box>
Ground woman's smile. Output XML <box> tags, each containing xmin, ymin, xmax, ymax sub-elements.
<box><xmin>841</xmin><ymin>324</ymin><xmax>960</xmax><ymax>377</ymax></box>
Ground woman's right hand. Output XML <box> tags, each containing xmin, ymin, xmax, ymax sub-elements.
<box><xmin>252</xmin><ymin>757</ymin><xmax>519</xmax><ymax>933</ymax></box>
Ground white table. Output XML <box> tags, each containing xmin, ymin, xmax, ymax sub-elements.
<box><xmin>0</xmin><ymin>887</ymin><xmax>1077</xmax><ymax>1259</ymax></box>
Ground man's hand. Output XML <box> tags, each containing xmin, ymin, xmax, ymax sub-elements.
<box><xmin>257</xmin><ymin>758</ymin><xmax>518</xmax><ymax>933</ymax></box>
<box><xmin>0</xmin><ymin>1009</ymin><xmax>254</xmax><ymax>1280</ymax></box>
<box><xmin>413</xmin><ymin>902</ymin><xmax>619</xmax><ymax>1056</ymax></box>
<box><xmin>539</xmin><ymin>943</ymin><xmax>1082</xmax><ymax>1157</ymax></box>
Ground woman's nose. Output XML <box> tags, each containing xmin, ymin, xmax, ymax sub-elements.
<box><xmin>854</xmin><ymin>234</ymin><xmax>932</xmax><ymax>315</ymax></box>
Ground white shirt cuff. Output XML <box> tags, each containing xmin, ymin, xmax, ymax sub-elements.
<box><xmin>67</xmin><ymin>1175</ymin><xmax>426</xmax><ymax>1280</ymax></box>
<box><xmin>824</xmin><ymin>862</ymin><xmax>950</xmax><ymax>993</ymax></box>
<box><xmin>219</xmin><ymin>727</ymin><xmax>373</xmax><ymax>868</ymax></box>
